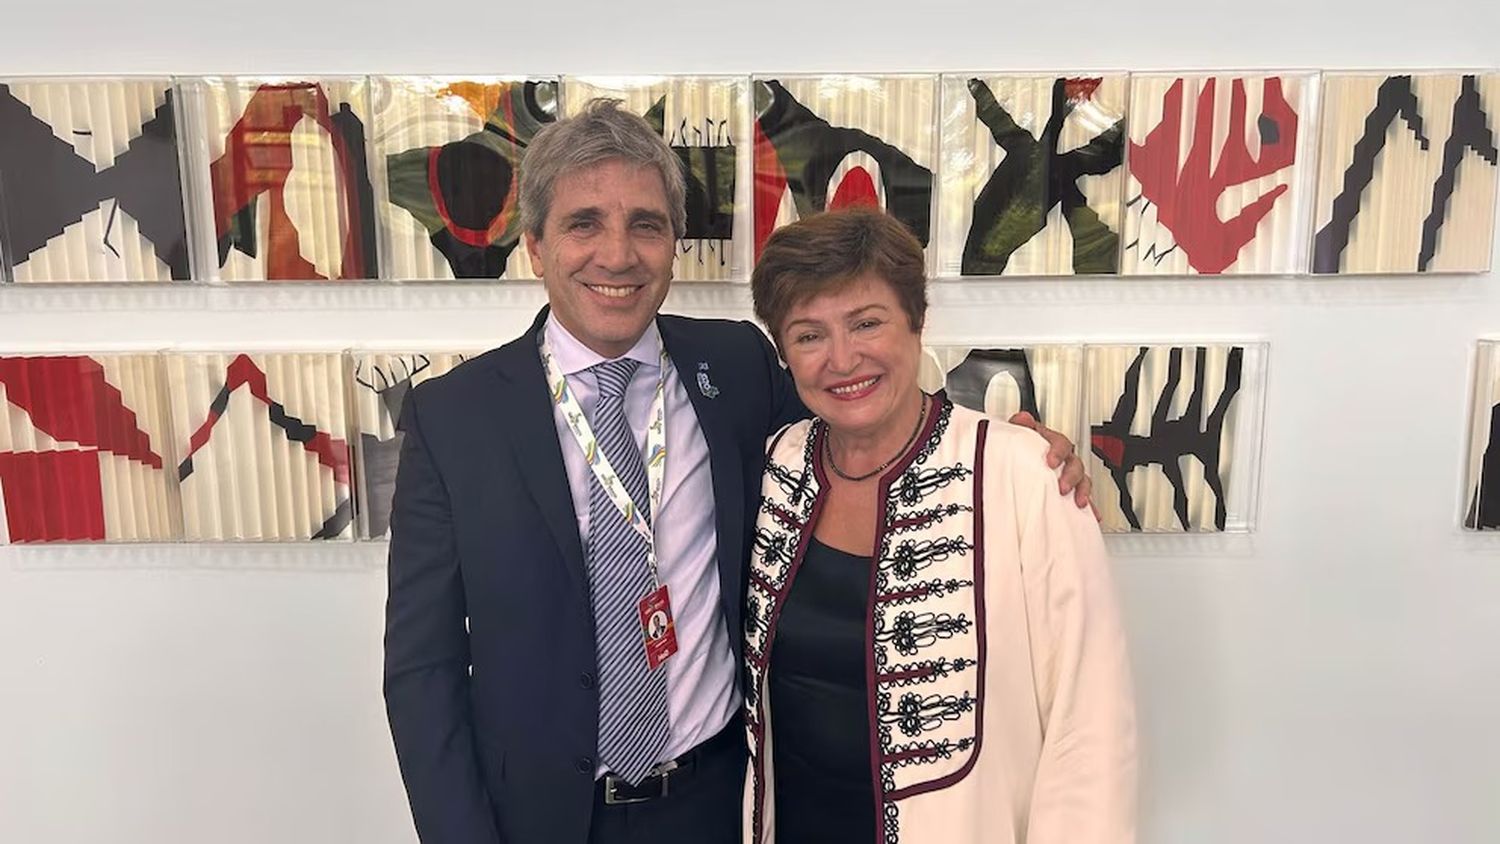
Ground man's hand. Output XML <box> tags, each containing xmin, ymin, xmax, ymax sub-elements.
<box><xmin>1008</xmin><ymin>411</ymin><xmax>1095</xmax><ymax>513</ymax></box>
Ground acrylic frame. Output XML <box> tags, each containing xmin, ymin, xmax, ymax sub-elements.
<box><xmin>0</xmin><ymin>75</ymin><xmax>195</xmax><ymax>284</ymax></box>
<box><xmin>934</xmin><ymin>72</ymin><xmax>1130</xmax><ymax>278</ymax></box>
<box><xmin>178</xmin><ymin>75</ymin><xmax>380</xmax><ymax>284</ymax></box>
<box><xmin>1120</xmin><ymin>71</ymin><xmax>1320</xmax><ymax>277</ymax></box>
<box><xmin>1311</xmin><ymin>70</ymin><xmax>1499</xmax><ymax>275</ymax></box>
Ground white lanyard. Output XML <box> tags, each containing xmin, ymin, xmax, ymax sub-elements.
<box><xmin>540</xmin><ymin>334</ymin><xmax>669</xmax><ymax>584</ymax></box>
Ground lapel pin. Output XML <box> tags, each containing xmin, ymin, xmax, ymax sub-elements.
<box><xmin>697</xmin><ymin>362</ymin><xmax>720</xmax><ymax>398</ymax></box>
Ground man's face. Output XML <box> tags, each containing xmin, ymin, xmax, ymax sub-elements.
<box><xmin>526</xmin><ymin>159</ymin><xmax>676</xmax><ymax>358</ymax></box>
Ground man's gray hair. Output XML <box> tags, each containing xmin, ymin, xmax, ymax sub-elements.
<box><xmin>520</xmin><ymin>98</ymin><xmax>687</xmax><ymax>239</ymax></box>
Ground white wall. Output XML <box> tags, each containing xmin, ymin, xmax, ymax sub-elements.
<box><xmin>3</xmin><ymin>2</ymin><xmax>1499</xmax><ymax>841</ymax></box>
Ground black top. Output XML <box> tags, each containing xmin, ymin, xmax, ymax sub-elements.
<box><xmin>769</xmin><ymin>537</ymin><xmax>876</xmax><ymax>843</ymax></box>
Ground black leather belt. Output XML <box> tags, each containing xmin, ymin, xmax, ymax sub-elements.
<box><xmin>596</xmin><ymin>717</ymin><xmax>743</xmax><ymax>806</ymax></box>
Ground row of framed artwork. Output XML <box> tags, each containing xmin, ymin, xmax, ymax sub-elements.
<box><xmin>5</xmin><ymin>339</ymin><xmax>1498</xmax><ymax>545</ymax></box>
<box><xmin>0</xmin><ymin>343</ymin><xmax>1272</xmax><ymax>544</ymax></box>
<box><xmin>0</xmin><ymin>71</ymin><xmax>1496</xmax><ymax>286</ymax></box>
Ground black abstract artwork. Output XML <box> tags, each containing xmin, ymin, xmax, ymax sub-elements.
<box><xmin>642</xmin><ymin>95</ymin><xmax>736</xmax><ymax>250</ymax></box>
<box><xmin>0</xmin><ymin>81</ymin><xmax>189</xmax><ymax>281</ymax></box>
<box><xmin>1090</xmin><ymin>346</ymin><xmax>1243</xmax><ymax>532</ymax></box>
<box><xmin>1467</xmin><ymin>403</ymin><xmax>1500</xmax><ymax>530</ymax></box>
<box><xmin>1313</xmin><ymin>74</ymin><xmax>1499</xmax><ymax>273</ymax></box>
<box><xmin>943</xmin><ymin>348</ymin><xmax>1043</xmax><ymax>421</ymax></box>
<box><xmin>961</xmin><ymin>77</ymin><xmax>1123</xmax><ymax>275</ymax></box>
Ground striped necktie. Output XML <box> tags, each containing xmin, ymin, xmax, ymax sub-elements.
<box><xmin>586</xmin><ymin>357</ymin><xmax>671</xmax><ymax>785</ymax></box>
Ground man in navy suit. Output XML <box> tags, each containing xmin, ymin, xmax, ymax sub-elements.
<box><xmin>383</xmin><ymin>99</ymin><xmax>1090</xmax><ymax>844</ymax></box>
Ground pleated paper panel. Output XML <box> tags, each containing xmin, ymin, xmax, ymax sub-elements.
<box><xmin>562</xmin><ymin>76</ymin><xmax>749</xmax><ymax>281</ymax></box>
<box><xmin>166</xmin><ymin>352</ymin><xmax>352</xmax><ymax>541</ymax></box>
<box><xmin>920</xmin><ymin>345</ymin><xmax>1083</xmax><ymax>435</ymax></box>
<box><xmin>1122</xmin><ymin>73</ymin><xmax>1317</xmax><ymax>276</ymax></box>
<box><xmin>187</xmin><ymin>77</ymin><xmax>378</xmax><ymax>282</ymax></box>
<box><xmin>936</xmin><ymin>74</ymin><xmax>1128</xmax><ymax>277</ymax></box>
<box><xmin>0</xmin><ymin>354</ymin><xmax>178</xmax><ymax>543</ymax></box>
<box><xmin>1464</xmin><ymin>341</ymin><xmax>1500</xmax><ymax>530</ymax></box>
<box><xmin>350</xmin><ymin>351</ymin><xmax>474</xmax><ymax>539</ymax></box>
<box><xmin>370</xmin><ymin>77</ymin><xmax>555</xmax><ymax>281</ymax></box>
<box><xmin>0</xmin><ymin>78</ymin><xmax>189</xmax><ymax>282</ymax></box>
<box><xmin>752</xmin><ymin>75</ymin><xmax>937</xmax><ymax>260</ymax></box>
<box><xmin>1085</xmin><ymin>344</ymin><xmax>1249</xmax><ymax>533</ymax></box>
<box><xmin>1313</xmin><ymin>73</ymin><xmax>1499</xmax><ymax>274</ymax></box>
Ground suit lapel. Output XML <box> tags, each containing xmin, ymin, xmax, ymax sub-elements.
<box><xmin>483</xmin><ymin>313</ymin><xmax>750</xmax><ymax>619</ymax></box>
<box><xmin>660</xmin><ymin>318</ymin><xmax>746</xmax><ymax>633</ymax></box>
<box><xmin>487</xmin><ymin>308</ymin><xmax>589</xmax><ymax>598</ymax></box>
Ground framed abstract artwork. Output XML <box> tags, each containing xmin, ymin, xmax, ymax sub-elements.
<box><xmin>370</xmin><ymin>77</ymin><xmax>556</xmax><ymax>281</ymax></box>
<box><xmin>0</xmin><ymin>77</ymin><xmax>190</xmax><ymax>283</ymax></box>
<box><xmin>919</xmin><ymin>344</ymin><xmax>1084</xmax><ymax>430</ymax></box>
<box><xmin>920</xmin><ymin>341</ymin><xmax>1266</xmax><ymax>534</ymax></box>
<box><xmin>181</xmin><ymin>77</ymin><xmax>378</xmax><ymax>282</ymax></box>
<box><xmin>1312</xmin><ymin>72</ymin><xmax>1498</xmax><ymax>274</ymax></box>
<box><xmin>935</xmin><ymin>74</ymin><xmax>1128</xmax><ymax>277</ymax></box>
<box><xmin>752</xmin><ymin>74</ymin><xmax>937</xmax><ymax>261</ymax></box>
<box><xmin>1084</xmin><ymin>343</ymin><xmax>1267</xmax><ymax>533</ymax></box>
<box><xmin>0</xmin><ymin>353</ymin><xmax>180</xmax><ymax>543</ymax></box>
<box><xmin>165</xmin><ymin>352</ymin><xmax>353</xmax><ymax>541</ymax></box>
<box><xmin>1122</xmin><ymin>73</ymin><xmax>1318</xmax><ymax>276</ymax></box>
<box><xmin>350</xmin><ymin>350</ymin><xmax>475</xmax><ymax>539</ymax></box>
<box><xmin>562</xmin><ymin>76</ymin><xmax>749</xmax><ymax>281</ymax></box>
<box><xmin>1464</xmin><ymin>340</ymin><xmax>1500</xmax><ymax>530</ymax></box>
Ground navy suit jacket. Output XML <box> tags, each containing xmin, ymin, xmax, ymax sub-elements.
<box><xmin>384</xmin><ymin>308</ymin><xmax>803</xmax><ymax>843</ymax></box>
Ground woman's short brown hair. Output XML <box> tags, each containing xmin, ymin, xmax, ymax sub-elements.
<box><xmin>751</xmin><ymin>208</ymin><xmax>928</xmax><ymax>351</ymax></box>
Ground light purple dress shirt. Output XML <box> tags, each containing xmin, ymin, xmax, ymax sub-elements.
<box><xmin>544</xmin><ymin>315</ymin><xmax>739</xmax><ymax>777</ymax></box>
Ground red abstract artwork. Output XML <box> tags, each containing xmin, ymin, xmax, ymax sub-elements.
<box><xmin>753</xmin><ymin>77</ymin><xmax>935</xmax><ymax>259</ymax></box>
<box><xmin>168</xmin><ymin>352</ymin><xmax>353</xmax><ymax>541</ymax></box>
<box><xmin>206</xmin><ymin>81</ymin><xmax>377</xmax><ymax>281</ymax></box>
<box><xmin>177</xmin><ymin>354</ymin><xmax>350</xmax><ymax>488</ymax></box>
<box><xmin>1124</xmin><ymin>75</ymin><xmax>1310</xmax><ymax>275</ymax></box>
<box><xmin>0</xmin><ymin>355</ymin><xmax>174</xmax><ymax>543</ymax></box>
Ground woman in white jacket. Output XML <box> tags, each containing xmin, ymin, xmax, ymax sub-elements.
<box><xmin>743</xmin><ymin>208</ymin><xmax>1137</xmax><ymax>844</ymax></box>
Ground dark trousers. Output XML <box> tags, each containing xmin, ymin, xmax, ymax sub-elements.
<box><xmin>585</xmin><ymin>736</ymin><xmax>746</xmax><ymax>844</ymax></box>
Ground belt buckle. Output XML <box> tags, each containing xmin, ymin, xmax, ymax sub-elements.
<box><xmin>603</xmin><ymin>760</ymin><xmax>678</xmax><ymax>805</ymax></box>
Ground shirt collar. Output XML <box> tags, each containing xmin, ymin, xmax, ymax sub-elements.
<box><xmin>544</xmin><ymin>313</ymin><xmax>662</xmax><ymax>377</ymax></box>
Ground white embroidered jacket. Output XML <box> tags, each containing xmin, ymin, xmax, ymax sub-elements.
<box><xmin>742</xmin><ymin>396</ymin><xmax>1137</xmax><ymax>844</ymax></box>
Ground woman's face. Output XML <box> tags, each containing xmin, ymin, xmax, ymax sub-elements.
<box><xmin>777</xmin><ymin>273</ymin><xmax>924</xmax><ymax>441</ymax></box>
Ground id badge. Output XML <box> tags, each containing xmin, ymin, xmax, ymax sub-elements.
<box><xmin>637</xmin><ymin>585</ymin><xmax>678</xmax><ymax>670</ymax></box>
